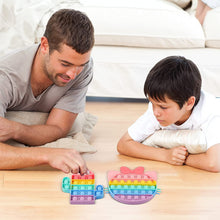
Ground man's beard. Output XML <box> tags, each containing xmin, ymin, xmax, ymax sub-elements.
<box><xmin>43</xmin><ymin>64</ymin><xmax>66</xmax><ymax>87</ymax></box>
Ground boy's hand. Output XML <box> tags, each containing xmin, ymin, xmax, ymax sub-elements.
<box><xmin>165</xmin><ymin>146</ymin><xmax>188</xmax><ymax>166</ymax></box>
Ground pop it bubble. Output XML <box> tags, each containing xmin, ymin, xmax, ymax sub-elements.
<box><xmin>107</xmin><ymin>166</ymin><xmax>159</xmax><ymax>204</ymax></box>
<box><xmin>62</xmin><ymin>170</ymin><xmax>104</xmax><ymax>204</ymax></box>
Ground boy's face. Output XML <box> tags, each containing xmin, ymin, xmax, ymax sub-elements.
<box><xmin>148</xmin><ymin>95</ymin><xmax>194</xmax><ymax>127</ymax></box>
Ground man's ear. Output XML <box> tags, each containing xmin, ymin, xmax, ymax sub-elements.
<box><xmin>186</xmin><ymin>96</ymin><xmax>196</xmax><ymax>110</ymax></box>
<box><xmin>40</xmin><ymin>36</ymin><xmax>49</xmax><ymax>54</ymax></box>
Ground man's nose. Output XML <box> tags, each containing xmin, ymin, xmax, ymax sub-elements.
<box><xmin>66</xmin><ymin>66</ymin><xmax>82</xmax><ymax>79</ymax></box>
<box><xmin>66</xmin><ymin>70</ymin><xmax>77</xmax><ymax>80</ymax></box>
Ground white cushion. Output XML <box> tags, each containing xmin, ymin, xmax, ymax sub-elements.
<box><xmin>76</xmin><ymin>0</ymin><xmax>205</xmax><ymax>48</ymax></box>
<box><xmin>0</xmin><ymin>0</ymin><xmax>15</xmax><ymax>31</ymax></box>
<box><xmin>34</xmin><ymin>0</ymin><xmax>205</xmax><ymax>49</ymax></box>
<box><xmin>203</xmin><ymin>7</ymin><xmax>220</xmax><ymax>48</ymax></box>
<box><xmin>142</xmin><ymin>129</ymin><xmax>207</xmax><ymax>154</ymax></box>
<box><xmin>0</xmin><ymin>0</ymin><xmax>55</xmax><ymax>57</ymax></box>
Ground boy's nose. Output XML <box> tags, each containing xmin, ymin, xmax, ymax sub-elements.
<box><xmin>153</xmin><ymin>108</ymin><xmax>161</xmax><ymax>117</ymax></box>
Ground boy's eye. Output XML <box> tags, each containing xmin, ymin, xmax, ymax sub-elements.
<box><xmin>160</xmin><ymin>106</ymin><xmax>167</xmax><ymax>110</ymax></box>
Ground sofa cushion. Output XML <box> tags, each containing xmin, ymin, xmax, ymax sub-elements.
<box><xmin>203</xmin><ymin>7</ymin><xmax>220</xmax><ymax>48</ymax></box>
<box><xmin>79</xmin><ymin>0</ymin><xmax>205</xmax><ymax>48</ymax></box>
<box><xmin>34</xmin><ymin>0</ymin><xmax>205</xmax><ymax>49</ymax></box>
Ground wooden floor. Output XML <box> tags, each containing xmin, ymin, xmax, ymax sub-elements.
<box><xmin>0</xmin><ymin>101</ymin><xmax>220</xmax><ymax>220</ymax></box>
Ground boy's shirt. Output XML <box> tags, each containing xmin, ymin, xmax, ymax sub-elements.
<box><xmin>128</xmin><ymin>91</ymin><xmax>220</xmax><ymax>149</ymax></box>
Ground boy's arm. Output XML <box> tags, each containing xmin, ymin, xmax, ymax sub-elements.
<box><xmin>117</xmin><ymin>131</ymin><xmax>188</xmax><ymax>165</ymax></box>
<box><xmin>0</xmin><ymin>108</ymin><xmax>77</xmax><ymax>146</ymax></box>
<box><xmin>184</xmin><ymin>144</ymin><xmax>220</xmax><ymax>172</ymax></box>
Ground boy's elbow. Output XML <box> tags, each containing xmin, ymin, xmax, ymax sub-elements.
<box><xmin>117</xmin><ymin>139</ymin><xmax>125</xmax><ymax>155</ymax></box>
<box><xmin>206</xmin><ymin>145</ymin><xmax>220</xmax><ymax>172</ymax></box>
<box><xmin>204</xmin><ymin>153</ymin><xmax>220</xmax><ymax>172</ymax></box>
<box><xmin>207</xmin><ymin>160</ymin><xmax>220</xmax><ymax>173</ymax></box>
<box><xmin>117</xmin><ymin>132</ymin><xmax>134</xmax><ymax>155</ymax></box>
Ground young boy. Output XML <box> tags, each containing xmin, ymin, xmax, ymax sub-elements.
<box><xmin>117</xmin><ymin>56</ymin><xmax>220</xmax><ymax>172</ymax></box>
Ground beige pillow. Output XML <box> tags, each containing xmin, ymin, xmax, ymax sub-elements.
<box><xmin>4</xmin><ymin>111</ymin><xmax>97</xmax><ymax>153</ymax></box>
<box><xmin>142</xmin><ymin>129</ymin><xmax>207</xmax><ymax>154</ymax></box>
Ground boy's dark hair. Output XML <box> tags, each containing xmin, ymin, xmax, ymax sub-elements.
<box><xmin>144</xmin><ymin>56</ymin><xmax>202</xmax><ymax>109</ymax></box>
<box><xmin>44</xmin><ymin>9</ymin><xmax>94</xmax><ymax>54</ymax></box>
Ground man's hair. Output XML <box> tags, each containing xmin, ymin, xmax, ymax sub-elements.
<box><xmin>144</xmin><ymin>56</ymin><xmax>202</xmax><ymax>109</ymax></box>
<box><xmin>44</xmin><ymin>9</ymin><xmax>94</xmax><ymax>54</ymax></box>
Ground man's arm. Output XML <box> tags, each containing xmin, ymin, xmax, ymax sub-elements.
<box><xmin>0</xmin><ymin>141</ymin><xmax>88</xmax><ymax>174</ymax></box>
<box><xmin>117</xmin><ymin>131</ymin><xmax>188</xmax><ymax>165</ymax></box>
<box><xmin>0</xmin><ymin>108</ymin><xmax>89</xmax><ymax>173</ymax></box>
<box><xmin>0</xmin><ymin>108</ymin><xmax>77</xmax><ymax>146</ymax></box>
<box><xmin>184</xmin><ymin>144</ymin><xmax>220</xmax><ymax>172</ymax></box>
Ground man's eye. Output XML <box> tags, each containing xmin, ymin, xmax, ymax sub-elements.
<box><xmin>61</xmin><ymin>63</ymin><xmax>69</xmax><ymax>67</ymax></box>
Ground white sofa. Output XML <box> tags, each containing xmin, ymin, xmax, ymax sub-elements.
<box><xmin>1</xmin><ymin>0</ymin><xmax>220</xmax><ymax>98</ymax></box>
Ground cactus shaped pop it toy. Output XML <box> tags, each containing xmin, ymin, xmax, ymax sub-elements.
<box><xmin>107</xmin><ymin>166</ymin><xmax>159</xmax><ymax>204</ymax></box>
<box><xmin>62</xmin><ymin>170</ymin><xmax>104</xmax><ymax>204</ymax></box>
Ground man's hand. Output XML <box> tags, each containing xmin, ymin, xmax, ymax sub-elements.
<box><xmin>165</xmin><ymin>146</ymin><xmax>188</xmax><ymax>166</ymax></box>
<box><xmin>0</xmin><ymin>110</ymin><xmax>89</xmax><ymax>174</ymax></box>
<box><xmin>0</xmin><ymin>142</ymin><xmax>88</xmax><ymax>175</ymax></box>
<box><xmin>43</xmin><ymin>147</ymin><xmax>88</xmax><ymax>175</ymax></box>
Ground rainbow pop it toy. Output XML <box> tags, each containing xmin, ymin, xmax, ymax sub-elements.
<box><xmin>107</xmin><ymin>166</ymin><xmax>159</xmax><ymax>205</ymax></box>
<box><xmin>62</xmin><ymin>167</ymin><xmax>160</xmax><ymax>205</ymax></box>
<box><xmin>62</xmin><ymin>171</ymin><xmax>104</xmax><ymax>204</ymax></box>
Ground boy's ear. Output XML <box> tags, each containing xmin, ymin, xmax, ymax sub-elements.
<box><xmin>186</xmin><ymin>96</ymin><xmax>196</xmax><ymax>110</ymax></box>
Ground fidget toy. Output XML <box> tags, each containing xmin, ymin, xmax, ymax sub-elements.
<box><xmin>62</xmin><ymin>166</ymin><xmax>160</xmax><ymax>205</ymax></box>
<box><xmin>62</xmin><ymin>170</ymin><xmax>104</xmax><ymax>204</ymax></box>
<box><xmin>107</xmin><ymin>166</ymin><xmax>158</xmax><ymax>204</ymax></box>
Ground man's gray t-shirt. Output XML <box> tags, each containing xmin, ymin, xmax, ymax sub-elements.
<box><xmin>0</xmin><ymin>44</ymin><xmax>93</xmax><ymax>117</ymax></box>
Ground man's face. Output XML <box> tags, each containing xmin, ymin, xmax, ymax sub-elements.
<box><xmin>148</xmin><ymin>96</ymin><xmax>192</xmax><ymax>127</ymax></box>
<box><xmin>43</xmin><ymin>44</ymin><xmax>91</xmax><ymax>87</ymax></box>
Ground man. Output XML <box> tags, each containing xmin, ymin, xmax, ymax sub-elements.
<box><xmin>0</xmin><ymin>9</ymin><xmax>94</xmax><ymax>174</ymax></box>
